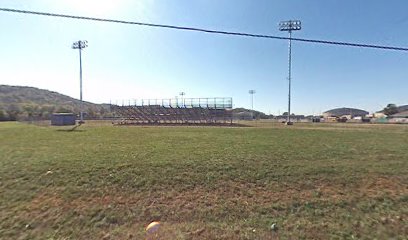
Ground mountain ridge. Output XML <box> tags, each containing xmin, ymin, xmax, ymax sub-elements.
<box><xmin>0</xmin><ymin>85</ymin><xmax>109</xmax><ymax>120</ymax></box>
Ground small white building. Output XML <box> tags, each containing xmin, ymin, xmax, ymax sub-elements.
<box><xmin>389</xmin><ymin>111</ymin><xmax>408</xmax><ymax>123</ymax></box>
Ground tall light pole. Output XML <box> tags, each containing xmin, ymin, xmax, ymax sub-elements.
<box><xmin>179</xmin><ymin>92</ymin><xmax>185</xmax><ymax>107</ymax></box>
<box><xmin>279</xmin><ymin>20</ymin><xmax>301</xmax><ymax>125</ymax></box>
<box><xmin>72</xmin><ymin>40</ymin><xmax>88</xmax><ymax>123</ymax></box>
<box><xmin>248</xmin><ymin>90</ymin><xmax>256</xmax><ymax>120</ymax></box>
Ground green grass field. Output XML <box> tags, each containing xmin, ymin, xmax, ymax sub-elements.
<box><xmin>0</xmin><ymin>122</ymin><xmax>407</xmax><ymax>239</ymax></box>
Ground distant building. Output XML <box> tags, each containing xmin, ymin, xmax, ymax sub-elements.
<box><xmin>51</xmin><ymin>113</ymin><xmax>76</xmax><ymax>126</ymax></box>
<box><xmin>275</xmin><ymin>114</ymin><xmax>305</xmax><ymax>122</ymax></box>
<box><xmin>323</xmin><ymin>108</ymin><xmax>369</xmax><ymax>119</ymax></box>
<box><xmin>372</xmin><ymin>112</ymin><xmax>386</xmax><ymax>118</ymax></box>
<box><xmin>388</xmin><ymin>110</ymin><xmax>408</xmax><ymax>123</ymax></box>
<box><xmin>396</xmin><ymin>105</ymin><xmax>408</xmax><ymax>112</ymax></box>
<box><xmin>375</xmin><ymin>105</ymin><xmax>408</xmax><ymax>116</ymax></box>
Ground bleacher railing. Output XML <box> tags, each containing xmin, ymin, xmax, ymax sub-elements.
<box><xmin>112</xmin><ymin>97</ymin><xmax>232</xmax><ymax>109</ymax></box>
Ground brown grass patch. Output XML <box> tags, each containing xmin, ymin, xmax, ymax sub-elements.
<box><xmin>18</xmin><ymin>175</ymin><xmax>408</xmax><ymax>239</ymax></box>
<box><xmin>27</xmin><ymin>175</ymin><xmax>407</xmax><ymax>219</ymax></box>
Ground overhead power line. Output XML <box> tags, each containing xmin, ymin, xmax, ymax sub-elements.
<box><xmin>1</xmin><ymin>7</ymin><xmax>408</xmax><ymax>52</ymax></box>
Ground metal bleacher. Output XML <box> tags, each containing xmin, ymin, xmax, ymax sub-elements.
<box><xmin>110</xmin><ymin>97</ymin><xmax>233</xmax><ymax>125</ymax></box>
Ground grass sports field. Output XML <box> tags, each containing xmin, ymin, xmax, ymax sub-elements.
<box><xmin>0</xmin><ymin>121</ymin><xmax>407</xmax><ymax>239</ymax></box>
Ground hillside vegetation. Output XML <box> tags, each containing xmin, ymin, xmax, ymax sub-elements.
<box><xmin>0</xmin><ymin>85</ymin><xmax>109</xmax><ymax>121</ymax></box>
<box><xmin>0</xmin><ymin>85</ymin><xmax>276</xmax><ymax>122</ymax></box>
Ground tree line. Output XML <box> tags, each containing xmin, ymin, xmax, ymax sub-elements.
<box><xmin>0</xmin><ymin>104</ymin><xmax>112</xmax><ymax>121</ymax></box>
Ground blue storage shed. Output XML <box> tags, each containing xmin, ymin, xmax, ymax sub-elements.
<box><xmin>51</xmin><ymin>113</ymin><xmax>76</xmax><ymax>126</ymax></box>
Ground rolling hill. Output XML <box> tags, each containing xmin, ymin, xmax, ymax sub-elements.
<box><xmin>0</xmin><ymin>85</ymin><xmax>110</xmax><ymax>121</ymax></box>
<box><xmin>0</xmin><ymin>85</ymin><xmax>274</xmax><ymax>121</ymax></box>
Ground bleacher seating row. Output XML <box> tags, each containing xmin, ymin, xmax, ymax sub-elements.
<box><xmin>111</xmin><ymin>105</ymin><xmax>233</xmax><ymax>124</ymax></box>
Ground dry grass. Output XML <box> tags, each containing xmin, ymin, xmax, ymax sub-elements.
<box><xmin>0</xmin><ymin>121</ymin><xmax>407</xmax><ymax>239</ymax></box>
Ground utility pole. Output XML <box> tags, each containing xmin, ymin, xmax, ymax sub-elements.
<box><xmin>279</xmin><ymin>20</ymin><xmax>301</xmax><ymax>125</ymax></box>
<box><xmin>72</xmin><ymin>40</ymin><xmax>88</xmax><ymax>124</ymax></box>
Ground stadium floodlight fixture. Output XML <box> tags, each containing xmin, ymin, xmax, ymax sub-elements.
<box><xmin>278</xmin><ymin>20</ymin><xmax>301</xmax><ymax>125</ymax></box>
<box><xmin>279</xmin><ymin>20</ymin><xmax>301</xmax><ymax>32</ymax></box>
<box><xmin>72</xmin><ymin>40</ymin><xmax>88</xmax><ymax>124</ymax></box>
<box><xmin>72</xmin><ymin>40</ymin><xmax>88</xmax><ymax>50</ymax></box>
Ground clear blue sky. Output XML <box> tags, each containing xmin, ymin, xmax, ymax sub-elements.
<box><xmin>1</xmin><ymin>0</ymin><xmax>407</xmax><ymax>115</ymax></box>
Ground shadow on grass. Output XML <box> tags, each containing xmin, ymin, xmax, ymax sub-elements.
<box><xmin>56</xmin><ymin>125</ymin><xmax>85</xmax><ymax>132</ymax></box>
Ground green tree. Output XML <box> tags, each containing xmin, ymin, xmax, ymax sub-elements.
<box><xmin>0</xmin><ymin>109</ymin><xmax>8</xmax><ymax>121</ymax></box>
<box><xmin>6</xmin><ymin>104</ymin><xmax>21</xmax><ymax>121</ymax></box>
<box><xmin>23</xmin><ymin>104</ymin><xmax>35</xmax><ymax>118</ymax></box>
<box><xmin>56</xmin><ymin>106</ymin><xmax>72</xmax><ymax>113</ymax></box>
<box><xmin>383</xmin><ymin>104</ymin><xmax>398</xmax><ymax>116</ymax></box>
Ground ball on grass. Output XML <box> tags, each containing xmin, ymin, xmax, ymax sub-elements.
<box><xmin>146</xmin><ymin>221</ymin><xmax>160</xmax><ymax>234</ymax></box>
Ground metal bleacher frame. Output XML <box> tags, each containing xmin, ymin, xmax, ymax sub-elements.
<box><xmin>110</xmin><ymin>97</ymin><xmax>233</xmax><ymax>125</ymax></box>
